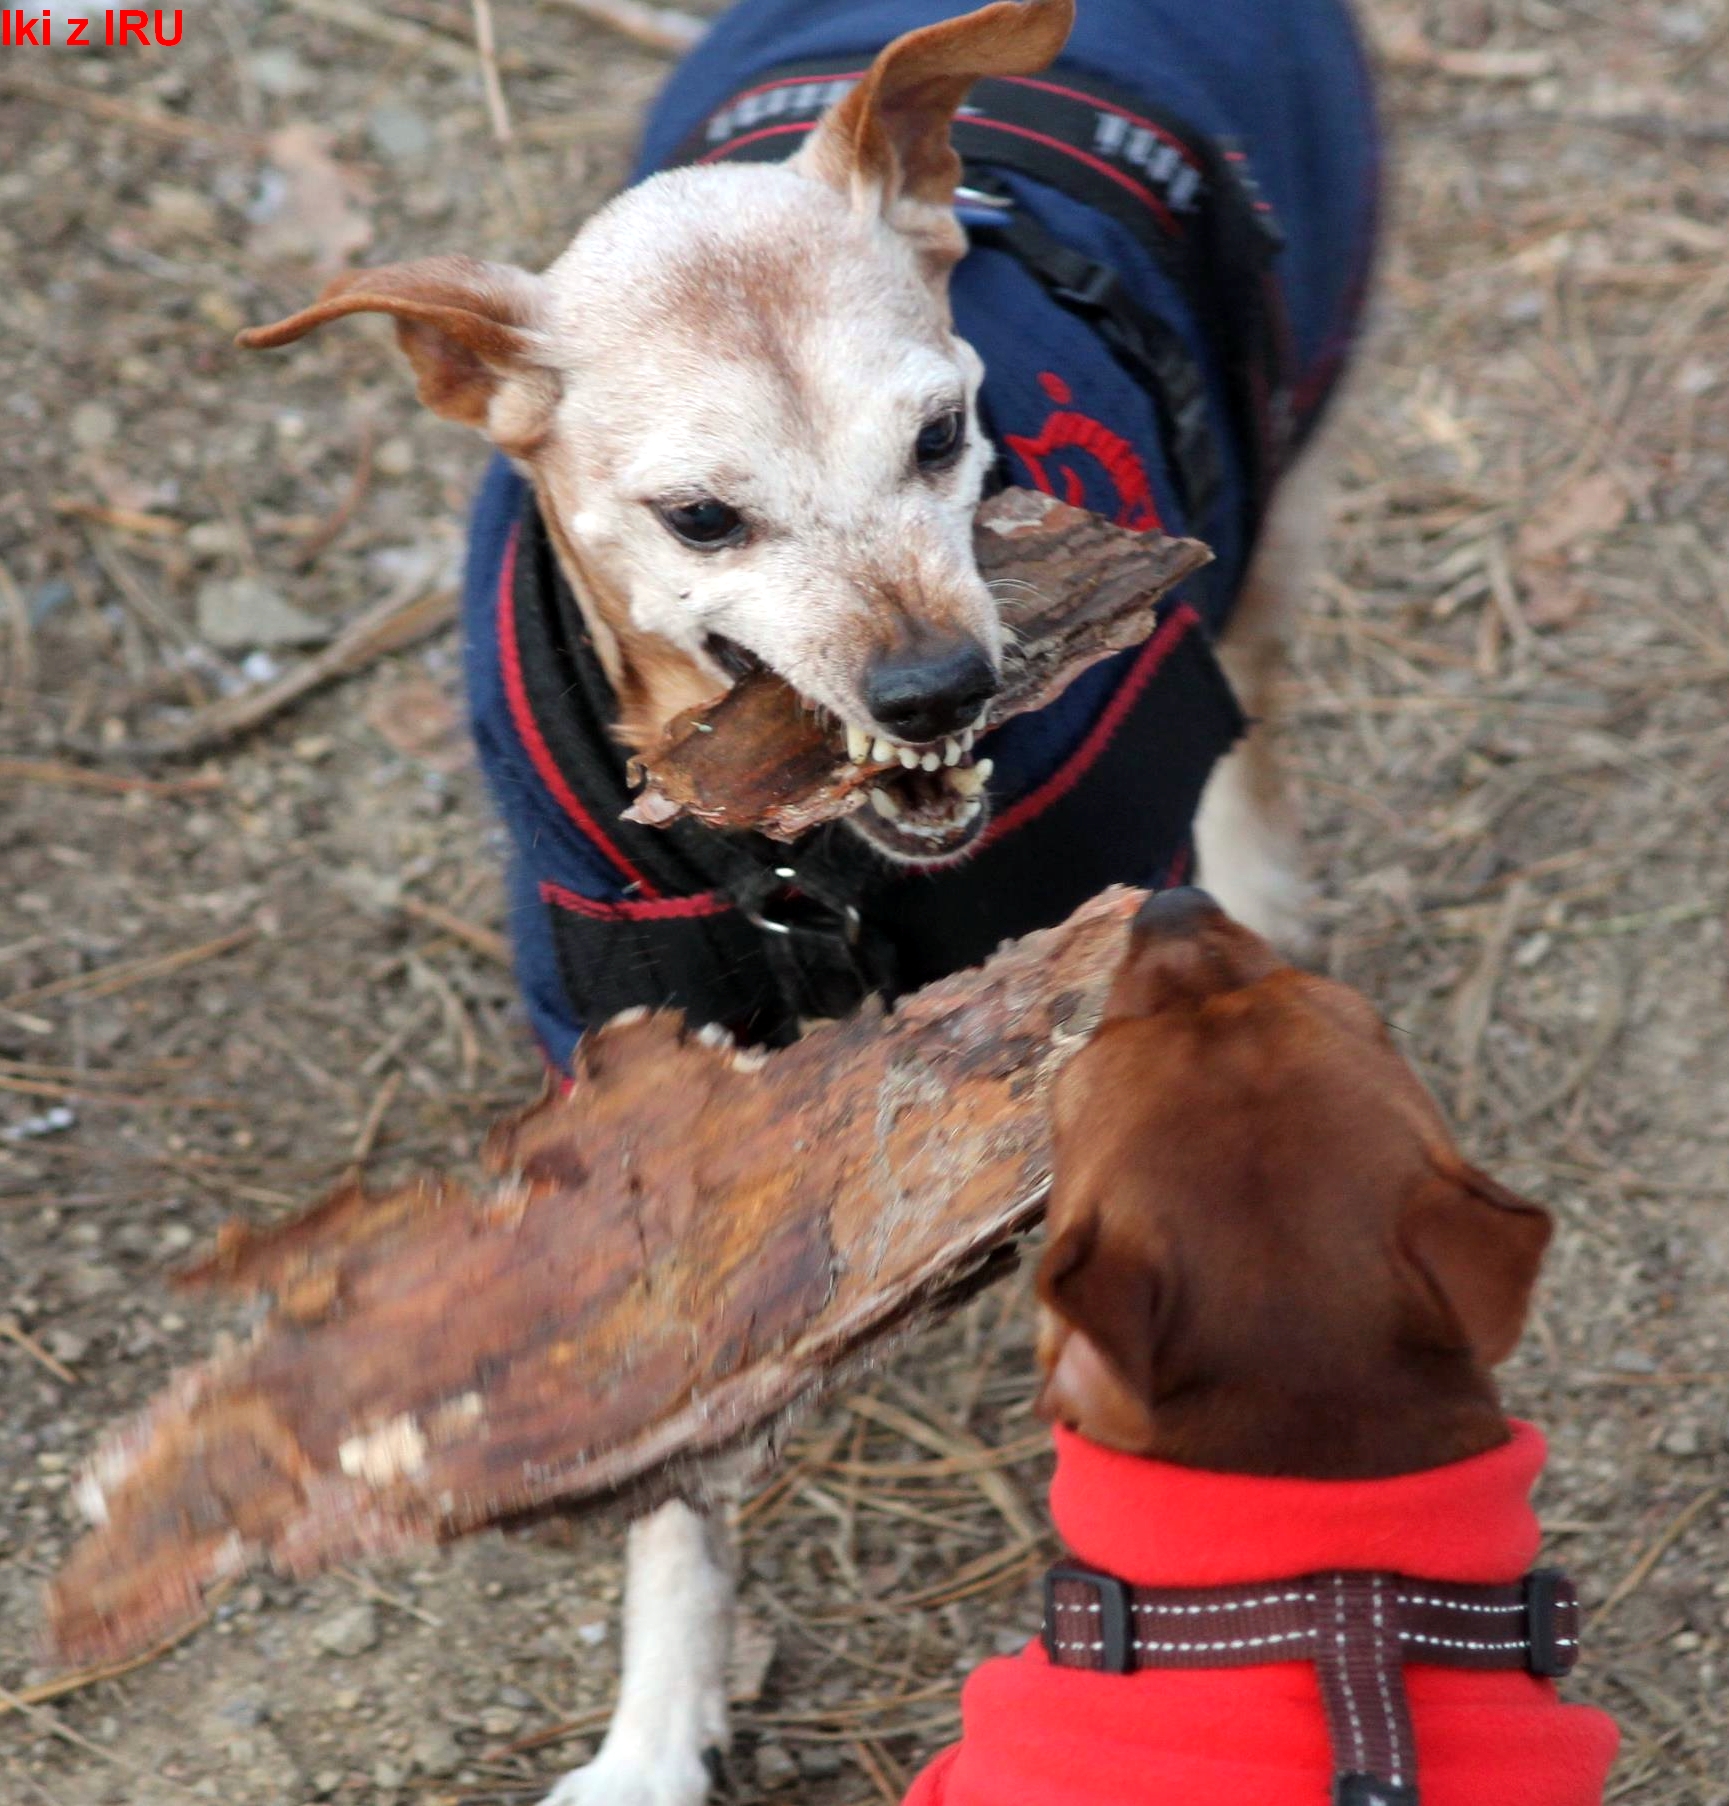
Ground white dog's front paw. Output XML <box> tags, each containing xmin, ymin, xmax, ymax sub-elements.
<box><xmin>538</xmin><ymin>1741</ymin><xmax>720</xmax><ymax>1806</ymax></box>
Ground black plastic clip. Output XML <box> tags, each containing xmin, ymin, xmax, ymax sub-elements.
<box><xmin>1524</xmin><ymin>1568</ymin><xmax>1574</xmax><ymax>1678</ymax></box>
<box><xmin>1043</xmin><ymin>1565</ymin><xmax>1133</xmax><ymax>1674</ymax></box>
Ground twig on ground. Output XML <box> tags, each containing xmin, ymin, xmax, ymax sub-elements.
<box><xmin>0</xmin><ymin>760</ymin><xmax>222</xmax><ymax>799</ymax></box>
<box><xmin>61</xmin><ymin>582</ymin><xmax>455</xmax><ymax>763</ymax></box>
<box><xmin>0</xmin><ymin>70</ymin><xmax>260</xmax><ymax>150</ymax></box>
<box><xmin>335</xmin><ymin>1564</ymin><xmax>444</xmax><ymax>1629</ymax></box>
<box><xmin>349</xmin><ymin>1069</ymin><xmax>404</xmax><ymax>1166</ymax></box>
<box><xmin>850</xmin><ymin>1735</ymin><xmax>907</xmax><ymax>1805</ymax></box>
<box><xmin>398</xmin><ymin>897</ymin><xmax>513</xmax><ymax>967</ymax></box>
<box><xmin>3</xmin><ymin>927</ymin><xmax>257</xmax><ymax>1012</ymax></box>
<box><xmin>0</xmin><ymin>1314</ymin><xmax>80</xmax><ymax>1384</ymax></box>
<box><xmin>1594</xmin><ymin>1487</ymin><xmax>1723</xmax><ymax>1628</ymax></box>
<box><xmin>1424</xmin><ymin>109</ymin><xmax>1729</xmax><ymax>145</ymax></box>
<box><xmin>1497</xmin><ymin>956</ymin><xmax>1627</xmax><ymax>1129</ymax></box>
<box><xmin>541</xmin><ymin>0</ymin><xmax>704</xmax><ymax>55</ymax></box>
<box><xmin>0</xmin><ymin>556</ymin><xmax>36</xmax><ymax>700</ymax></box>
<box><xmin>1449</xmin><ymin>880</ymin><xmax>1527</xmax><ymax>1126</ymax></box>
<box><xmin>471</xmin><ymin>0</ymin><xmax>513</xmax><ymax>143</ymax></box>
<box><xmin>284</xmin><ymin>0</ymin><xmax>483</xmax><ymax>73</ymax></box>
<box><xmin>292</xmin><ymin>422</ymin><xmax>376</xmax><ymax>572</ymax></box>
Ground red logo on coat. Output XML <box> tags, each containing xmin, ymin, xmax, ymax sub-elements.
<box><xmin>1005</xmin><ymin>372</ymin><xmax>1160</xmax><ymax>532</ymax></box>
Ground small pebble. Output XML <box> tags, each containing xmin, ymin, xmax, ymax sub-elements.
<box><xmin>755</xmin><ymin>1741</ymin><xmax>799</xmax><ymax>1790</ymax></box>
<box><xmin>375</xmin><ymin>436</ymin><xmax>416</xmax><ymax>478</ymax></box>
<box><xmin>409</xmin><ymin>1724</ymin><xmax>462</xmax><ymax>1777</ymax></box>
<box><xmin>70</xmin><ymin>401</ymin><xmax>118</xmax><ymax>449</ymax></box>
<box><xmin>368</xmin><ymin>104</ymin><xmax>434</xmax><ymax>161</ymax></box>
<box><xmin>314</xmin><ymin>1602</ymin><xmax>380</xmax><ymax>1658</ymax></box>
<box><xmin>1660</xmin><ymin>1421</ymin><xmax>1703</xmax><ymax>1458</ymax></box>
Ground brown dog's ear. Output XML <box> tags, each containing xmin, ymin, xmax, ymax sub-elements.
<box><xmin>1399</xmin><ymin>1167</ymin><xmax>1552</xmax><ymax>1366</ymax></box>
<box><xmin>1034</xmin><ymin>1208</ymin><xmax>1172</xmax><ymax>1451</ymax></box>
<box><xmin>792</xmin><ymin>0</ymin><xmax>1073</xmax><ymax>272</ymax></box>
<box><xmin>237</xmin><ymin>256</ymin><xmax>555</xmax><ymax>436</ymax></box>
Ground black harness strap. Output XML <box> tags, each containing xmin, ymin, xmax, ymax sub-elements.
<box><xmin>1043</xmin><ymin>1562</ymin><xmax>1584</xmax><ymax>1805</ymax></box>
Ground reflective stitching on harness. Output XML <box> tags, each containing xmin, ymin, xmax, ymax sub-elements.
<box><xmin>1052</xmin><ymin>1629</ymin><xmax>1316</xmax><ymax>1656</ymax></box>
<box><xmin>1397</xmin><ymin>1594</ymin><xmax>1524</xmax><ymax>1613</ymax></box>
<box><xmin>1401</xmin><ymin>1632</ymin><xmax>1579</xmax><ymax>1653</ymax></box>
<box><xmin>1333</xmin><ymin>1575</ymin><xmax>1367</xmax><ymax>1771</ymax></box>
<box><xmin>1064</xmin><ymin>1589</ymin><xmax>1318</xmax><ymax>1616</ymax></box>
<box><xmin>1370</xmin><ymin>1574</ymin><xmax>1406</xmax><ymax>1788</ymax></box>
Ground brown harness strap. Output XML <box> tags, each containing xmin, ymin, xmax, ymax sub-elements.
<box><xmin>1043</xmin><ymin>1563</ymin><xmax>1581</xmax><ymax>1805</ymax></box>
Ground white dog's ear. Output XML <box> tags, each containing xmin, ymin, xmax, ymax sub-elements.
<box><xmin>792</xmin><ymin>0</ymin><xmax>1073</xmax><ymax>275</ymax></box>
<box><xmin>237</xmin><ymin>256</ymin><xmax>558</xmax><ymax>447</ymax></box>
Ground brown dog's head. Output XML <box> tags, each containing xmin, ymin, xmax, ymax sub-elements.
<box><xmin>1035</xmin><ymin>890</ymin><xmax>1552</xmax><ymax>1479</ymax></box>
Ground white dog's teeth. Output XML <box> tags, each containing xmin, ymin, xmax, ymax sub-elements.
<box><xmin>960</xmin><ymin>797</ymin><xmax>983</xmax><ymax>821</ymax></box>
<box><xmin>960</xmin><ymin>727</ymin><xmax>975</xmax><ymax>754</ymax></box>
<box><xmin>942</xmin><ymin>737</ymin><xmax>962</xmax><ymax>766</ymax></box>
<box><xmin>972</xmin><ymin>708</ymin><xmax>991</xmax><ymax>731</ymax></box>
<box><xmin>920</xmin><ymin>750</ymin><xmax>941</xmax><ymax>772</ymax></box>
<box><xmin>974</xmin><ymin>757</ymin><xmax>994</xmax><ymax>784</ymax></box>
<box><xmin>869</xmin><ymin>786</ymin><xmax>901</xmax><ymax>819</ymax></box>
<box><xmin>872</xmin><ymin>736</ymin><xmax>897</xmax><ymax>764</ymax></box>
<box><xmin>898</xmin><ymin>746</ymin><xmax>921</xmax><ymax>770</ymax></box>
<box><xmin>845</xmin><ymin>724</ymin><xmax>870</xmax><ymax>764</ymax></box>
<box><xmin>950</xmin><ymin>764</ymin><xmax>986</xmax><ymax>797</ymax></box>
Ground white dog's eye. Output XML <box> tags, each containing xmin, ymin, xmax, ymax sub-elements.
<box><xmin>914</xmin><ymin>408</ymin><xmax>965</xmax><ymax>473</ymax></box>
<box><xmin>655</xmin><ymin>497</ymin><xmax>747</xmax><ymax>549</ymax></box>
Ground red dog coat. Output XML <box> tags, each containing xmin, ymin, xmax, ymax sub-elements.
<box><xmin>903</xmin><ymin>1422</ymin><xmax>1618</xmax><ymax>1805</ymax></box>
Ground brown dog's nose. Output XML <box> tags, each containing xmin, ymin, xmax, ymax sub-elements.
<box><xmin>863</xmin><ymin>634</ymin><xmax>999</xmax><ymax>743</ymax></box>
<box><xmin>1133</xmin><ymin>886</ymin><xmax>1225</xmax><ymax>939</ymax></box>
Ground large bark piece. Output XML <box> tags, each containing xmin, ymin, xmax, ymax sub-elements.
<box><xmin>624</xmin><ymin>489</ymin><xmax>1211</xmax><ymax>839</ymax></box>
<box><xmin>48</xmin><ymin>889</ymin><xmax>1142</xmax><ymax>1669</ymax></box>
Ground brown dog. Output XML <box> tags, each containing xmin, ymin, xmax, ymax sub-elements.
<box><xmin>1036</xmin><ymin>886</ymin><xmax>1550</xmax><ymax>1479</ymax></box>
<box><xmin>901</xmin><ymin>889</ymin><xmax>1618</xmax><ymax>1806</ymax></box>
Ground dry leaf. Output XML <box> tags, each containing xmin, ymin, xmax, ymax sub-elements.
<box><xmin>1523</xmin><ymin>565</ymin><xmax>1596</xmax><ymax>630</ymax></box>
<box><xmin>364</xmin><ymin>674</ymin><xmax>468</xmax><ymax>773</ymax></box>
<box><xmin>1517</xmin><ymin>472</ymin><xmax>1628</xmax><ymax>564</ymax></box>
<box><xmin>247</xmin><ymin>124</ymin><xmax>373</xmax><ymax>274</ymax></box>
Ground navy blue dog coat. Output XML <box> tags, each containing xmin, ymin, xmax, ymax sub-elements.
<box><xmin>463</xmin><ymin>0</ymin><xmax>1380</xmax><ymax>1066</ymax></box>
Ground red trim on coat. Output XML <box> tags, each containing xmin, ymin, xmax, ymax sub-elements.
<box><xmin>495</xmin><ymin>526</ymin><xmax>662</xmax><ymax>898</ymax></box>
<box><xmin>696</xmin><ymin>120</ymin><xmax>815</xmax><ymax>162</ymax></box>
<box><xmin>708</xmin><ymin>67</ymin><xmax>866</xmax><ymax>107</ymax></box>
<box><xmin>697</xmin><ymin>115</ymin><xmax>1179</xmax><ymax>234</ymax></box>
<box><xmin>978</xmin><ymin>606</ymin><xmax>1197</xmax><ymax>848</ymax></box>
<box><xmin>700</xmin><ymin>69</ymin><xmax>1200</xmax><ymax>174</ymax></box>
<box><xmin>540</xmin><ymin>879</ymin><xmax>731</xmax><ymax>922</ymax></box>
<box><xmin>999</xmin><ymin>73</ymin><xmax>1199</xmax><ymax>166</ymax></box>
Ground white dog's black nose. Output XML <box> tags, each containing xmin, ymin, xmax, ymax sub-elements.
<box><xmin>864</xmin><ymin>635</ymin><xmax>999</xmax><ymax>743</ymax></box>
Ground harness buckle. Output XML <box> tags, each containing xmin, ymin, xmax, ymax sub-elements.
<box><xmin>1333</xmin><ymin>1778</ymin><xmax>1418</xmax><ymax>1806</ymax></box>
<box><xmin>1052</xmin><ymin>261</ymin><xmax>1122</xmax><ymax>316</ymax></box>
<box><xmin>1523</xmin><ymin>1568</ymin><xmax>1573</xmax><ymax>1678</ymax></box>
<box><xmin>737</xmin><ymin>870</ymin><xmax>859</xmax><ymax>953</ymax></box>
<box><xmin>1043</xmin><ymin>1564</ymin><xmax>1133</xmax><ymax>1674</ymax></box>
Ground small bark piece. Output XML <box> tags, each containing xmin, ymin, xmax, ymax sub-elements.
<box><xmin>48</xmin><ymin>888</ymin><xmax>1142</xmax><ymax>1669</ymax></box>
<box><xmin>624</xmin><ymin>489</ymin><xmax>1211</xmax><ymax>839</ymax></box>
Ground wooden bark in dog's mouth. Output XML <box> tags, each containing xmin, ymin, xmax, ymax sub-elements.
<box><xmin>627</xmin><ymin>489</ymin><xmax>1213</xmax><ymax>847</ymax></box>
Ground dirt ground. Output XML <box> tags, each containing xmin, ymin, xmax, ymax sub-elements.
<box><xmin>2</xmin><ymin>0</ymin><xmax>1727</xmax><ymax>1801</ymax></box>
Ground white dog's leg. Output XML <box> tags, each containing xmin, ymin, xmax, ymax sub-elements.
<box><xmin>541</xmin><ymin>1502</ymin><xmax>734</xmax><ymax>1806</ymax></box>
<box><xmin>1193</xmin><ymin>438</ymin><xmax>1339</xmax><ymax>953</ymax></box>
